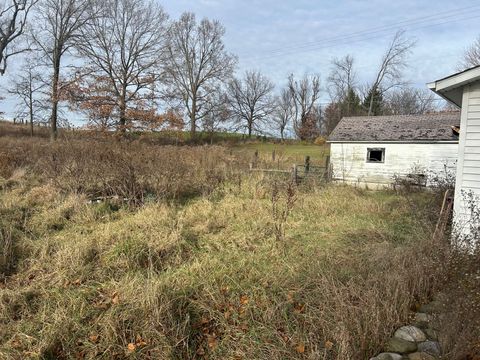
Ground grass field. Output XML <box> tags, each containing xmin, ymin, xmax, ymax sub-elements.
<box><xmin>0</xmin><ymin>170</ymin><xmax>445</xmax><ymax>359</ymax></box>
<box><xmin>231</xmin><ymin>142</ymin><xmax>329</xmax><ymax>167</ymax></box>
<box><xmin>2</xmin><ymin>122</ymin><xmax>477</xmax><ymax>359</ymax></box>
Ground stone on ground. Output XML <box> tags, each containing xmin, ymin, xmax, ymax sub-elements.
<box><xmin>424</xmin><ymin>328</ymin><xmax>438</xmax><ymax>341</ymax></box>
<box><xmin>372</xmin><ymin>353</ymin><xmax>403</xmax><ymax>360</ymax></box>
<box><xmin>414</xmin><ymin>313</ymin><xmax>433</xmax><ymax>329</ymax></box>
<box><xmin>408</xmin><ymin>352</ymin><xmax>437</xmax><ymax>360</ymax></box>
<box><xmin>418</xmin><ymin>341</ymin><xmax>441</xmax><ymax>357</ymax></box>
<box><xmin>394</xmin><ymin>326</ymin><xmax>427</xmax><ymax>342</ymax></box>
<box><xmin>385</xmin><ymin>337</ymin><xmax>418</xmax><ymax>354</ymax></box>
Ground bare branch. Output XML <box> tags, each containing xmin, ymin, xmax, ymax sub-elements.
<box><xmin>0</xmin><ymin>0</ymin><xmax>38</xmax><ymax>75</ymax></box>
<box><xmin>226</xmin><ymin>70</ymin><xmax>274</xmax><ymax>137</ymax></box>
<box><xmin>287</xmin><ymin>73</ymin><xmax>321</xmax><ymax>140</ymax></box>
<box><xmin>72</xmin><ymin>0</ymin><xmax>169</xmax><ymax>133</ymax></box>
<box><xmin>367</xmin><ymin>30</ymin><xmax>415</xmax><ymax>116</ymax></box>
<box><xmin>162</xmin><ymin>12</ymin><xmax>237</xmax><ymax>138</ymax></box>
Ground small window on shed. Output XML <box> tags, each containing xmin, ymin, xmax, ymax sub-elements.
<box><xmin>367</xmin><ymin>148</ymin><xmax>385</xmax><ymax>163</ymax></box>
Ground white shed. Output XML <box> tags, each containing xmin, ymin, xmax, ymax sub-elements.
<box><xmin>327</xmin><ymin>113</ymin><xmax>460</xmax><ymax>188</ymax></box>
<box><xmin>429</xmin><ymin>66</ymin><xmax>480</xmax><ymax>240</ymax></box>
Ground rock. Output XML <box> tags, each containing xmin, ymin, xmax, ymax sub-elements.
<box><xmin>374</xmin><ymin>353</ymin><xmax>404</xmax><ymax>360</ymax></box>
<box><xmin>408</xmin><ymin>352</ymin><xmax>437</xmax><ymax>360</ymax></box>
<box><xmin>385</xmin><ymin>337</ymin><xmax>418</xmax><ymax>354</ymax></box>
<box><xmin>424</xmin><ymin>328</ymin><xmax>438</xmax><ymax>341</ymax></box>
<box><xmin>414</xmin><ymin>313</ymin><xmax>433</xmax><ymax>329</ymax></box>
<box><xmin>418</xmin><ymin>341</ymin><xmax>441</xmax><ymax>357</ymax></box>
<box><xmin>419</xmin><ymin>301</ymin><xmax>442</xmax><ymax>314</ymax></box>
<box><xmin>394</xmin><ymin>326</ymin><xmax>427</xmax><ymax>342</ymax></box>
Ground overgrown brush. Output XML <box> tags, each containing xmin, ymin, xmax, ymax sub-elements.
<box><xmin>0</xmin><ymin>136</ymin><xmax>246</xmax><ymax>204</ymax></box>
<box><xmin>0</xmin><ymin>172</ymin><xmax>450</xmax><ymax>359</ymax></box>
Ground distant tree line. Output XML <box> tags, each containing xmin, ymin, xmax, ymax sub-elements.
<box><xmin>0</xmin><ymin>0</ymin><xmax>472</xmax><ymax>140</ymax></box>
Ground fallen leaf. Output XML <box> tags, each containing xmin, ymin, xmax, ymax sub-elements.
<box><xmin>293</xmin><ymin>303</ymin><xmax>305</xmax><ymax>314</ymax></box>
<box><xmin>196</xmin><ymin>346</ymin><xmax>206</xmax><ymax>356</ymax></box>
<box><xmin>295</xmin><ymin>342</ymin><xmax>305</xmax><ymax>353</ymax></box>
<box><xmin>111</xmin><ymin>292</ymin><xmax>119</xmax><ymax>305</ymax></box>
<box><xmin>89</xmin><ymin>335</ymin><xmax>99</xmax><ymax>343</ymax></box>
<box><xmin>136</xmin><ymin>335</ymin><xmax>147</xmax><ymax>347</ymax></box>
<box><xmin>220</xmin><ymin>286</ymin><xmax>230</xmax><ymax>295</ymax></box>
<box><xmin>207</xmin><ymin>335</ymin><xmax>218</xmax><ymax>350</ymax></box>
<box><xmin>240</xmin><ymin>295</ymin><xmax>249</xmax><ymax>305</ymax></box>
<box><xmin>325</xmin><ymin>340</ymin><xmax>334</xmax><ymax>350</ymax></box>
<box><xmin>127</xmin><ymin>343</ymin><xmax>136</xmax><ymax>352</ymax></box>
<box><xmin>11</xmin><ymin>339</ymin><xmax>22</xmax><ymax>348</ymax></box>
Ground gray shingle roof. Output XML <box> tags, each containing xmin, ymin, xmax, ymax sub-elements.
<box><xmin>328</xmin><ymin>113</ymin><xmax>461</xmax><ymax>142</ymax></box>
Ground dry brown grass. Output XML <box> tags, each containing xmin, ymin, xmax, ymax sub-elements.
<box><xmin>0</xmin><ymin>167</ymin><xmax>450</xmax><ymax>359</ymax></box>
<box><xmin>0</xmin><ymin>136</ymin><xmax>246</xmax><ymax>204</ymax></box>
<box><xmin>0</xmin><ymin>125</ymin><xmax>471</xmax><ymax>359</ymax></box>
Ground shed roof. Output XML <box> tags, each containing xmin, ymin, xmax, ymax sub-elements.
<box><xmin>328</xmin><ymin>113</ymin><xmax>461</xmax><ymax>143</ymax></box>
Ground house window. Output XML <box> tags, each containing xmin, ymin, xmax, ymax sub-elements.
<box><xmin>367</xmin><ymin>148</ymin><xmax>385</xmax><ymax>163</ymax></box>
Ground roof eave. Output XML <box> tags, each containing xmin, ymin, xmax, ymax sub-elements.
<box><xmin>429</xmin><ymin>66</ymin><xmax>480</xmax><ymax>107</ymax></box>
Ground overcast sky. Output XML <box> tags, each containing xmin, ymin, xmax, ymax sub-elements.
<box><xmin>164</xmin><ymin>0</ymin><xmax>480</xmax><ymax>104</ymax></box>
<box><xmin>1</xmin><ymin>0</ymin><xmax>480</xmax><ymax>122</ymax></box>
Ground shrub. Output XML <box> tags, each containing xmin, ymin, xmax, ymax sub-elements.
<box><xmin>0</xmin><ymin>137</ymin><xmax>247</xmax><ymax>204</ymax></box>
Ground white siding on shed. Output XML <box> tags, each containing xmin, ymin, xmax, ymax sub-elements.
<box><xmin>330</xmin><ymin>142</ymin><xmax>458</xmax><ymax>187</ymax></box>
<box><xmin>454</xmin><ymin>82</ymin><xmax>480</xmax><ymax>234</ymax></box>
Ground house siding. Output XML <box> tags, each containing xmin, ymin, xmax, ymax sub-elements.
<box><xmin>454</xmin><ymin>83</ymin><xmax>480</xmax><ymax>235</ymax></box>
<box><xmin>330</xmin><ymin>142</ymin><xmax>458</xmax><ymax>187</ymax></box>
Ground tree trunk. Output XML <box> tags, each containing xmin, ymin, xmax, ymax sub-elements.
<box><xmin>190</xmin><ymin>97</ymin><xmax>196</xmax><ymax>139</ymax></box>
<box><xmin>50</xmin><ymin>56</ymin><xmax>61</xmax><ymax>141</ymax></box>
<box><xmin>29</xmin><ymin>94</ymin><xmax>34</xmax><ymax>137</ymax></box>
<box><xmin>247</xmin><ymin>111</ymin><xmax>253</xmax><ymax>138</ymax></box>
<box><xmin>119</xmin><ymin>92</ymin><xmax>127</xmax><ymax>134</ymax></box>
<box><xmin>368</xmin><ymin>85</ymin><xmax>376</xmax><ymax>116</ymax></box>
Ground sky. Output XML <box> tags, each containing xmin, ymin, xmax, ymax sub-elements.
<box><xmin>163</xmin><ymin>0</ymin><xmax>480</xmax><ymax>104</ymax></box>
<box><xmin>1</xmin><ymin>0</ymin><xmax>480</xmax><ymax>123</ymax></box>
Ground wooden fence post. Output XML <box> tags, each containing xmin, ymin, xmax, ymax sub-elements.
<box><xmin>253</xmin><ymin>150</ymin><xmax>258</xmax><ymax>168</ymax></box>
<box><xmin>304</xmin><ymin>156</ymin><xmax>310</xmax><ymax>175</ymax></box>
<box><xmin>272</xmin><ymin>150</ymin><xmax>276</xmax><ymax>162</ymax></box>
<box><xmin>325</xmin><ymin>155</ymin><xmax>331</xmax><ymax>181</ymax></box>
<box><xmin>291</xmin><ymin>164</ymin><xmax>298</xmax><ymax>184</ymax></box>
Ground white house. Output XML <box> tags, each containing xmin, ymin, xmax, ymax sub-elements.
<box><xmin>327</xmin><ymin>113</ymin><xmax>460</xmax><ymax>188</ymax></box>
<box><xmin>429</xmin><ymin>66</ymin><xmax>480</xmax><ymax>240</ymax></box>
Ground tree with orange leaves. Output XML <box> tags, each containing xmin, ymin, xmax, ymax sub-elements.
<box><xmin>70</xmin><ymin>0</ymin><xmax>172</xmax><ymax>133</ymax></box>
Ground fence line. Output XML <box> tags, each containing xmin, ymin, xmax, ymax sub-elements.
<box><xmin>249</xmin><ymin>153</ymin><xmax>332</xmax><ymax>184</ymax></box>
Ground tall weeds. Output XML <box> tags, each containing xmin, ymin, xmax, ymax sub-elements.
<box><xmin>0</xmin><ymin>137</ymin><xmax>246</xmax><ymax>203</ymax></box>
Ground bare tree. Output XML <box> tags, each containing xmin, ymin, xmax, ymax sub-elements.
<box><xmin>367</xmin><ymin>30</ymin><xmax>415</xmax><ymax>116</ymax></box>
<box><xmin>288</xmin><ymin>73</ymin><xmax>321</xmax><ymax>140</ymax></box>
<box><xmin>271</xmin><ymin>88</ymin><xmax>294</xmax><ymax>140</ymax></box>
<box><xmin>384</xmin><ymin>87</ymin><xmax>437</xmax><ymax>115</ymax></box>
<box><xmin>72</xmin><ymin>0</ymin><xmax>168</xmax><ymax>133</ymax></box>
<box><xmin>201</xmin><ymin>92</ymin><xmax>229</xmax><ymax>142</ymax></box>
<box><xmin>327</xmin><ymin>54</ymin><xmax>356</xmax><ymax>102</ymax></box>
<box><xmin>8</xmin><ymin>56</ymin><xmax>46</xmax><ymax>135</ymax></box>
<box><xmin>227</xmin><ymin>70</ymin><xmax>274</xmax><ymax>137</ymax></box>
<box><xmin>460</xmin><ymin>35</ymin><xmax>480</xmax><ymax>70</ymax></box>
<box><xmin>0</xmin><ymin>0</ymin><xmax>37</xmax><ymax>75</ymax></box>
<box><xmin>163</xmin><ymin>12</ymin><xmax>236</xmax><ymax>138</ymax></box>
<box><xmin>33</xmin><ymin>0</ymin><xmax>93</xmax><ymax>140</ymax></box>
